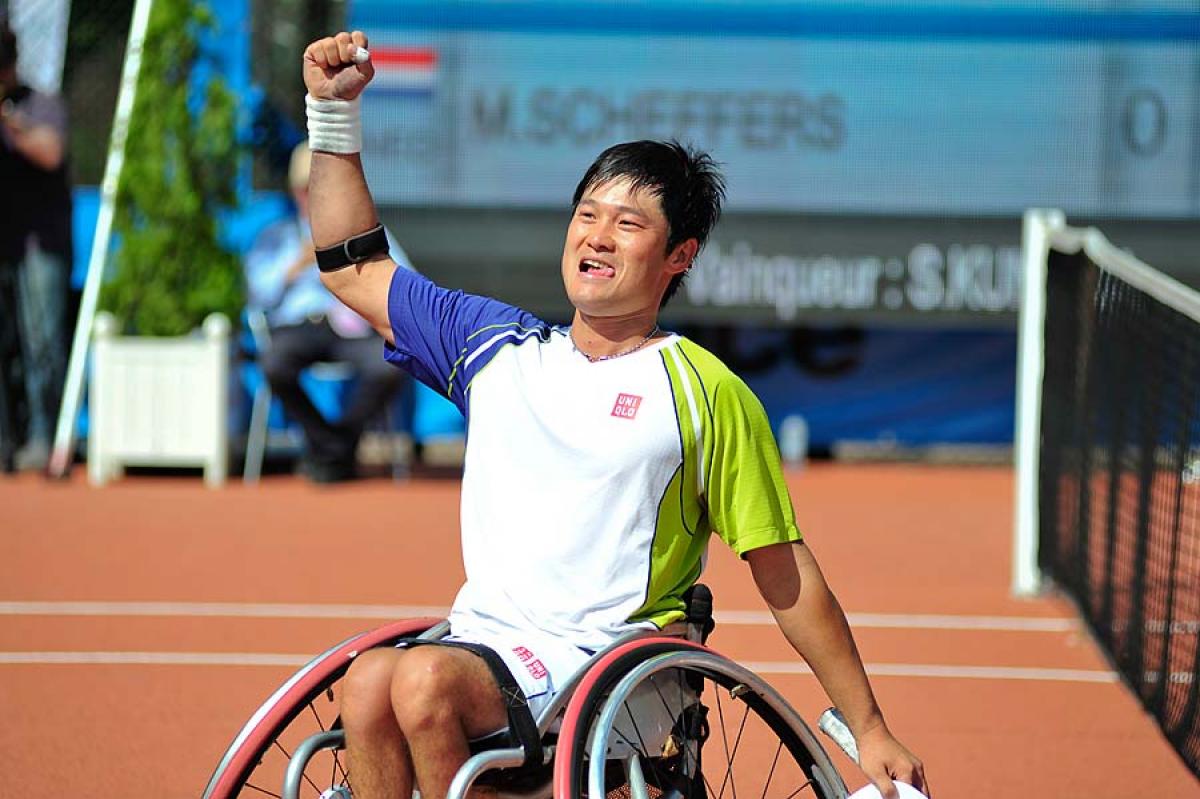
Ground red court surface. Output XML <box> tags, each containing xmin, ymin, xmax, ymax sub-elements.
<box><xmin>2</xmin><ymin>464</ymin><xmax>1197</xmax><ymax>798</ymax></box>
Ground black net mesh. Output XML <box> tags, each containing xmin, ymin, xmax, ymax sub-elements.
<box><xmin>1039</xmin><ymin>247</ymin><xmax>1200</xmax><ymax>778</ymax></box>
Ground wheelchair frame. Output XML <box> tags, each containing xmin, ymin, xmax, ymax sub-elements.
<box><xmin>203</xmin><ymin>597</ymin><xmax>851</xmax><ymax>799</ymax></box>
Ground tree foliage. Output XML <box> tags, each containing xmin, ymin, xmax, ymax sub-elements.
<box><xmin>101</xmin><ymin>0</ymin><xmax>242</xmax><ymax>336</ymax></box>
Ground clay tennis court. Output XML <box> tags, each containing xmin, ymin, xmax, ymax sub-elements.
<box><xmin>3</xmin><ymin>464</ymin><xmax>1196</xmax><ymax>797</ymax></box>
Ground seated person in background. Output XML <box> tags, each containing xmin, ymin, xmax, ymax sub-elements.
<box><xmin>244</xmin><ymin>142</ymin><xmax>412</xmax><ymax>482</ymax></box>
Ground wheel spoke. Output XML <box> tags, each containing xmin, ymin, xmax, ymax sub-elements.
<box><xmin>723</xmin><ymin>701</ymin><xmax>752</xmax><ymax>798</ymax></box>
<box><xmin>781</xmin><ymin>779</ymin><xmax>816</xmax><ymax>799</ymax></box>
<box><xmin>764</xmin><ymin>741</ymin><xmax>819</xmax><ymax>798</ymax></box>
<box><xmin>270</xmin><ymin>738</ymin><xmax>323</xmax><ymax>796</ymax></box>
<box><xmin>333</xmin><ymin>750</ymin><xmax>352</xmax><ymax>793</ymax></box>
<box><xmin>299</xmin><ymin>765</ymin><xmax>324</xmax><ymax>796</ymax></box>
<box><xmin>608</xmin><ymin>712</ymin><xmax>642</xmax><ymax>751</ymax></box>
<box><xmin>762</xmin><ymin>740</ymin><xmax>783</xmax><ymax>799</ymax></box>
<box><xmin>272</xmin><ymin>739</ymin><xmax>294</xmax><ymax>762</ymax></box>
<box><xmin>713</xmin><ymin>687</ymin><xmax>732</xmax><ymax>799</ymax></box>
<box><xmin>624</xmin><ymin>698</ymin><xmax>652</xmax><ymax>757</ymax></box>
<box><xmin>241</xmin><ymin>781</ymin><xmax>283</xmax><ymax>798</ymax></box>
<box><xmin>327</xmin><ymin>748</ymin><xmax>353</xmax><ymax>797</ymax></box>
<box><xmin>714</xmin><ymin>691</ymin><xmax>748</xmax><ymax>799</ymax></box>
<box><xmin>307</xmin><ymin>700</ymin><xmax>328</xmax><ymax>732</ymax></box>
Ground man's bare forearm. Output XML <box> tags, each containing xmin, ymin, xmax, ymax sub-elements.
<box><xmin>787</xmin><ymin>582</ymin><xmax>885</xmax><ymax>735</ymax></box>
<box><xmin>747</xmin><ymin>542</ymin><xmax>885</xmax><ymax>735</ymax></box>
<box><xmin>309</xmin><ymin>152</ymin><xmax>378</xmax><ymax>247</ymax></box>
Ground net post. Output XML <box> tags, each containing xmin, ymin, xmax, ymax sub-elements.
<box><xmin>1012</xmin><ymin>208</ymin><xmax>1064</xmax><ymax>597</ymax></box>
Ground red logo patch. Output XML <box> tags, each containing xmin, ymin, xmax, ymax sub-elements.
<box><xmin>512</xmin><ymin>646</ymin><xmax>548</xmax><ymax>679</ymax></box>
<box><xmin>611</xmin><ymin>393</ymin><xmax>643</xmax><ymax>419</ymax></box>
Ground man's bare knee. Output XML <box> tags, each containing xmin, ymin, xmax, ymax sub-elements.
<box><xmin>389</xmin><ymin>648</ymin><xmax>467</xmax><ymax>734</ymax></box>
<box><xmin>343</xmin><ymin>647</ymin><xmax>406</xmax><ymax>732</ymax></box>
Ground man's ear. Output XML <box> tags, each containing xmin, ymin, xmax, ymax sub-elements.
<box><xmin>667</xmin><ymin>239</ymin><xmax>699</xmax><ymax>275</ymax></box>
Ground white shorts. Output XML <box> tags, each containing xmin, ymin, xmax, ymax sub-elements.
<box><xmin>439</xmin><ymin>629</ymin><xmax>594</xmax><ymax>723</ymax></box>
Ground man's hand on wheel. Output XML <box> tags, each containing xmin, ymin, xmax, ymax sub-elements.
<box><xmin>303</xmin><ymin>30</ymin><xmax>373</xmax><ymax>101</ymax></box>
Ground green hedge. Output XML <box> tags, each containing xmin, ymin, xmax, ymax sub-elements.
<box><xmin>101</xmin><ymin>0</ymin><xmax>242</xmax><ymax>336</ymax></box>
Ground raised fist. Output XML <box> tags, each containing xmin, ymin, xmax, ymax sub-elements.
<box><xmin>303</xmin><ymin>31</ymin><xmax>373</xmax><ymax>101</ymax></box>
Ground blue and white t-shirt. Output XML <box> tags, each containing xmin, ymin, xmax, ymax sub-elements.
<box><xmin>384</xmin><ymin>268</ymin><xmax>801</xmax><ymax>653</ymax></box>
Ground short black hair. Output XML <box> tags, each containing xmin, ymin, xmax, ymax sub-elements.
<box><xmin>0</xmin><ymin>22</ymin><xmax>16</xmax><ymax>71</ymax></box>
<box><xmin>572</xmin><ymin>140</ymin><xmax>725</xmax><ymax>307</ymax></box>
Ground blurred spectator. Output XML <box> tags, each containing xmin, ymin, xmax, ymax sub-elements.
<box><xmin>245</xmin><ymin>142</ymin><xmax>410</xmax><ymax>482</ymax></box>
<box><xmin>0</xmin><ymin>20</ymin><xmax>72</xmax><ymax>473</ymax></box>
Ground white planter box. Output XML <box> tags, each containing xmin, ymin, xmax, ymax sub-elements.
<box><xmin>88</xmin><ymin>311</ymin><xmax>231</xmax><ymax>486</ymax></box>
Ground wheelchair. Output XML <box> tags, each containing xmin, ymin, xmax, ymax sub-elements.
<box><xmin>202</xmin><ymin>586</ymin><xmax>854</xmax><ymax>799</ymax></box>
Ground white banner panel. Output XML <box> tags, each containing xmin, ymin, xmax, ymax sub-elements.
<box><xmin>353</xmin><ymin>1</ymin><xmax>1200</xmax><ymax>217</ymax></box>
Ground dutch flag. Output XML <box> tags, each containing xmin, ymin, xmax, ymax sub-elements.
<box><xmin>370</xmin><ymin>46</ymin><xmax>438</xmax><ymax>98</ymax></box>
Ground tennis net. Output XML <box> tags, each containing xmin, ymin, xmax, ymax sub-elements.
<box><xmin>1015</xmin><ymin>210</ymin><xmax>1200</xmax><ymax>778</ymax></box>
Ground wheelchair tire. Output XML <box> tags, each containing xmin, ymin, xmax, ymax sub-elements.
<box><xmin>553</xmin><ymin>638</ymin><xmax>848</xmax><ymax>799</ymax></box>
<box><xmin>202</xmin><ymin>618</ymin><xmax>440</xmax><ymax>799</ymax></box>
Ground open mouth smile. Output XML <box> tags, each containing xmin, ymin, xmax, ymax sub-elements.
<box><xmin>579</xmin><ymin>258</ymin><xmax>616</xmax><ymax>278</ymax></box>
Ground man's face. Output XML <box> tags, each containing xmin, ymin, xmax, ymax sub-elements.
<box><xmin>561</xmin><ymin>178</ymin><xmax>692</xmax><ymax>318</ymax></box>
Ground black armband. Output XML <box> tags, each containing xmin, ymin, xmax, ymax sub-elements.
<box><xmin>314</xmin><ymin>224</ymin><xmax>389</xmax><ymax>272</ymax></box>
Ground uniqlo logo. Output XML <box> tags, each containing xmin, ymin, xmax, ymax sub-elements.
<box><xmin>611</xmin><ymin>393</ymin><xmax>643</xmax><ymax>419</ymax></box>
<box><xmin>512</xmin><ymin>646</ymin><xmax>548</xmax><ymax>679</ymax></box>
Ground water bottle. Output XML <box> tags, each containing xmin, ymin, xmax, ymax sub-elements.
<box><xmin>778</xmin><ymin>414</ymin><xmax>809</xmax><ymax>467</ymax></box>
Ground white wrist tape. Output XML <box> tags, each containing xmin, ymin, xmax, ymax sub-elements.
<box><xmin>305</xmin><ymin>94</ymin><xmax>362</xmax><ymax>154</ymax></box>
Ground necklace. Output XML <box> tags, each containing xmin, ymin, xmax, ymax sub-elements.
<box><xmin>572</xmin><ymin>325</ymin><xmax>660</xmax><ymax>363</ymax></box>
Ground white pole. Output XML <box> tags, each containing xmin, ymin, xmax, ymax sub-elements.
<box><xmin>48</xmin><ymin>0</ymin><xmax>156</xmax><ymax>478</ymax></box>
<box><xmin>1011</xmin><ymin>208</ymin><xmax>1064</xmax><ymax>596</ymax></box>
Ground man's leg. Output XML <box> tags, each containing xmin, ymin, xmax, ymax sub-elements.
<box><xmin>260</xmin><ymin>322</ymin><xmax>351</xmax><ymax>474</ymax></box>
<box><xmin>13</xmin><ymin>244</ymin><xmax>68</xmax><ymax>469</ymax></box>
<box><xmin>331</xmin><ymin>335</ymin><xmax>405</xmax><ymax>448</ymax></box>
<box><xmin>342</xmin><ymin>645</ymin><xmax>509</xmax><ymax>799</ymax></box>
<box><xmin>0</xmin><ymin>266</ymin><xmax>23</xmax><ymax>472</ymax></box>
<box><xmin>341</xmin><ymin>648</ymin><xmax>417</xmax><ymax>799</ymax></box>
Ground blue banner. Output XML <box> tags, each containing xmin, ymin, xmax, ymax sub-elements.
<box><xmin>713</xmin><ymin>326</ymin><xmax>1018</xmax><ymax>448</ymax></box>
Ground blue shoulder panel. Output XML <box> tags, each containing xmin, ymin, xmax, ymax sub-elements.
<box><xmin>384</xmin><ymin>267</ymin><xmax>548</xmax><ymax>413</ymax></box>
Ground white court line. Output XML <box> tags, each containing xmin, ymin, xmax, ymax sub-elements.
<box><xmin>0</xmin><ymin>651</ymin><xmax>1119</xmax><ymax>682</ymax></box>
<box><xmin>741</xmin><ymin>661</ymin><xmax>1119</xmax><ymax>683</ymax></box>
<box><xmin>0</xmin><ymin>601</ymin><xmax>1078</xmax><ymax>632</ymax></box>
<box><xmin>720</xmin><ymin>610</ymin><xmax>1079</xmax><ymax>632</ymax></box>
<box><xmin>0</xmin><ymin>601</ymin><xmax>451</xmax><ymax>619</ymax></box>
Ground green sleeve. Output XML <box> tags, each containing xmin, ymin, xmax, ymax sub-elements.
<box><xmin>706</xmin><ymin>377</ymin><xmax>803</xmax><ymax>557</ymax></box>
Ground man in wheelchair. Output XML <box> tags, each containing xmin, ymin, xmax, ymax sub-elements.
<box><xmin>300</xmin><ymin>30</ymin><xmax>928</xmax><ymax>799</ymax></box>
